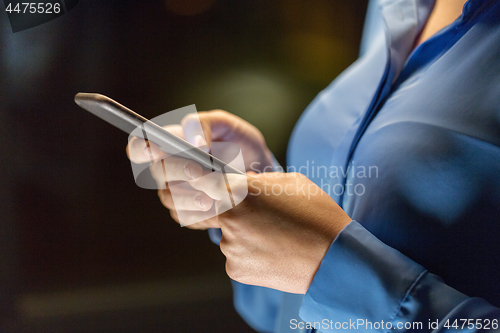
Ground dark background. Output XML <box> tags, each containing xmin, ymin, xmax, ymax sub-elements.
<box><xmin>0</xmin><ymin>0</ymin><xmax>367</xmax><ymax>331</ymax></box>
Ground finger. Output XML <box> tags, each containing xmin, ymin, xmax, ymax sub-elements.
<box><xmin>127</xmin><ymin>137</ymin><xmax>163</xmax><ymax>163</ymax></box>
<box><xmin>149</xmin><ymin>156</ymin><xmax>205</xmax><ymax>183</ymax></box>
<box><xmin>126</xmin><ymin>125</ymin><xmax>184</xmax><ymax>163</ymax></box>
<box><xmin>170</xmin><ymin>207</ymin><xmax>220</xmax><ymax>228</ymax></box>
<box><xmin>161</xmin><ymin>124</ymin><xmax>184</xmax><ymax>138</ymax></box>
<box><xmin>170</xmin><ymin>210</ymin><xmax>219</xmax><ymax>229</ymax></box>
<box><xmin>189</xmin><ymin>218</ymin><xmax>220</xmax><ymax>229</ymax></box>
<box><xmin>181</xmin><ymin>110</ymin><xmax>238</xmax><ymax>150</ymax></box>
<box><xmin>181</xmin><ymin>113</ymin><xmax>210</xmax><ymax>152</ymax></box>
<box><xmin>158</xmin><ymin>187</ymin><xmax>213</xmax><ymax>211</ymax></box>
<box><xmin>189</xmin><ymin>172</ymin><xmax>249</xmax><ymax>202</ymax></box>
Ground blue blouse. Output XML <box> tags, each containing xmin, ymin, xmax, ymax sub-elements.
<box><xmin>219</xmin><ymin>0</ymin><xmax>500</xmax><ymax>332</ymax></box>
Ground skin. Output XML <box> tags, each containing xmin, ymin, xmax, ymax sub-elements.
<box><xmin>416</xmin><ymin>0</ymin><xmax>468</xmax><ymax>46</ymax></box>
<box><xmin>126</xmin><ymin>1</ymin><xmax>468</xmax><ymax>294</ymax></box>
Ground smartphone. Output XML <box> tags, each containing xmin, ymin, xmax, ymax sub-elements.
<box><xmin>74</xmin><ymin>93</ymin><xmax>244</xmax><ymax>175</ymax></box>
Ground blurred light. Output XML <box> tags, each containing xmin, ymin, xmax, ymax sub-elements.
<box><xmin>278</xmin><ymin>0</ymin><xmax>359</xmax><ymax>84</ymax></box>
<box><xmin>2</xmin><ymin>28</ymin><xmax>57</xmax><ymax>93</ymax></box>
<box><xmin>280</xmin><ymin>0</ymin><xmax>334</xmax><ymax>33</ymax></box>
<box><xmin>165</xmin><ymin>0</ymin><xmax>217</xmax><ymax>16</ymax></box>
<box><xmin>180</xmin><ymin>68</ymin><xmax>303</xmax><ymax>157</ymax></box>
<box><xmin>18</xmin><ymin>275</ymin><xmax>230</xmax><ymax>318</ymax></box>
<box><xmin>280</xmin><ymin>32</ymin><xmax>354</xmax><ymax>83</ymax></box>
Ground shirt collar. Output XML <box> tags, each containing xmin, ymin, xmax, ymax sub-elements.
<box><xmin>378</xmin><ymin>0</ymin><xmax>435</xmax><ymax>82</ymax></box>
<box><xmin>461</xmin><ymin>0</ymin><xmax>496</xmax><ymax>21</ymax></box>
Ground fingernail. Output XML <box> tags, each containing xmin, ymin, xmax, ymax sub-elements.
<box><xmin>184</xmin><ymin>164</ymin><xmax>202</xmax><ymax>180</ymax></box>
<box><xmin>194</xmin><ymin>195</ymin><xmax>212</xmax><ymax>210</ymax></box>
<box><xmin>194</xmin><ymin>195</ymin><xmax>205</xmax><ymax>209</ymax></box>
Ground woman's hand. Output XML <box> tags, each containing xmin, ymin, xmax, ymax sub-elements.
<box><xmin>126</xmin><ymin>110</ymin><xmax>352</xmax><ymax>293</ymax></box>
<box><xmin>189</xmin><ymin>171</ymin><xmax>352</xmax><ymax>294</ymax></box>
<box><xmin>126</xmin><ymin>110</ymin><xmax>276</xmax><ymax>230</ymax></box>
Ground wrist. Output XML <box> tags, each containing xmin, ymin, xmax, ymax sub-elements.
<box><xmin>302</xmin><ymin>217</ymin><xmax>352</xmax><ymax>293</ymax></box>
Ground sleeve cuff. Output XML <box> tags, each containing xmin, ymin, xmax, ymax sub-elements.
<box><xmin>207</xmin><ymin>227</ymin><xmax>222</xmax><ymax>245</ymax></box>
<box><xmin>300</xmin><ymin>220</ymin><xmax>427</xmax><ymax>330</ymax></box>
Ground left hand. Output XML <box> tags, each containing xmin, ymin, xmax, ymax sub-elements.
<box><xmin>176</xmin><ymin>171</ymin><xmax>352</xmax><ymax>294</ymax></box>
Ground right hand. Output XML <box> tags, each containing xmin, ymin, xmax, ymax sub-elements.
<box><xmin>126</xmin><ymin>110</ymin><xmax>274</xmax><ymax>229</ymax></box>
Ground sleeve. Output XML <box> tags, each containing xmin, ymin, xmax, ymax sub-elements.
<box><xmin>207</xmin><ymin>152</ymin><xmax>286</xmax><ymax>333</ymax></box>
<box><xmin>299</xmin><ymin>221</ymin><xmax>500</xmax><ymax>332</ymax></box>
<box><xmin>230</xmin><ymin>281</ymin><xmax>284</xmax><ymax>332</ymax></box>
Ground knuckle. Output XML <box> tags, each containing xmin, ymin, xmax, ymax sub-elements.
<box><xmin>183</xmin><ymin>161</ymin><xmax>203</xmax><ymax>179</ymax></box>
<box><xmin>217</xmin><ymin>214</ymin><xmax>233</xmax><ymax>230</ymax></box>
<box><xmin>219</xmin><ymin>236</ymin><xmax>236</xmax><ymax>256</ymax></box>
<box><xmin>205</xmin><ymin>216</ymin><xmax>219</xmax><ymax>228</ymax></box>
<box><xmin>219</xmin><ymin>237</ymin><xmax>229</xmax><ymax>256</ymax></box>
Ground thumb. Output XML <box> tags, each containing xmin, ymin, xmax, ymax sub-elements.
<box><xmin>181</xmin><ymin>113</ymin><xmax>211</xmax><ymax>153</ymax></box>
<box><xmin>181</xmin><ymin>110</ymin><xmax>237</xmax><ymax>152</ymax></box>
